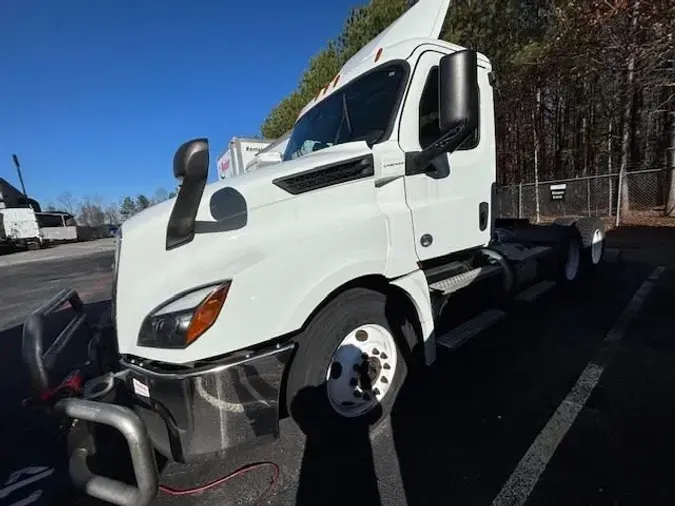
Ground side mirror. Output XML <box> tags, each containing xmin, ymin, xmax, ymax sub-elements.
<box><xmin>439</xmin><ymin>50</ymin><xmax>479</xmax><ymax>137</ymax></box>
<box><xmin>166</xmin><ymin>138</ymin><xmax>210</xmax><ymax>250</ymax></box>
<box><xmin>413</xmin><ymin>50</ymin><xmax>479</xmax><ymax>172</ymax></box>
<box><xmin>173</xmin><ymin>138</ymin><xmax>209</xmax><ymax>180</ymax></box>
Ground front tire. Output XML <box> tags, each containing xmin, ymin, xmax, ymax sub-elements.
<box><xmin>285</xmin><ymin>288</ymin><xmax>410</xmax><ymax>442</ymax></box>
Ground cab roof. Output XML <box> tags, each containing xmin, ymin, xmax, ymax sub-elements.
<box><xmin>295</xmin><ymin>0</ymin><xmax>489</xmax><ymax>122</ymax></box>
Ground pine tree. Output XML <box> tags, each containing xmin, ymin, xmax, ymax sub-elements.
<box><xmin>119</xmin><ymin>196</ymin><xmax>138</xmax><ymax>221</ymax></box>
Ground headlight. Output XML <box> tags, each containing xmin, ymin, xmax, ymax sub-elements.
<box><xmin>137</xmin><ymin>281</ymin><xmax>231</xmax><ymax>349</ymax></box>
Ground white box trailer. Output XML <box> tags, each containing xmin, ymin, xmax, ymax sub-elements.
<box><xmin>244</xmin><ymin>130</ymin><xmax>292</xmax><ymax>172</ymax></box>
<box><xmin>216</xmin><ymin>137</ymin><xmax>275</xmax><ymax>179</ymax></box>
<box><xmin>0</xmin><ymin>207</ymin><xmax>42</xmax><ymax>249</ymax></box>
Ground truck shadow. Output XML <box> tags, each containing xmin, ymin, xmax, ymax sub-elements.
<box><xmin>291</xmin><ymin>378</ymin><xmax>382</xmax><ymax>506</ymax></box>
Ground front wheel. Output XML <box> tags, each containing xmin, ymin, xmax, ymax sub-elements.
<box><xmin>285</xmin><ymin>288</ymin><xmax>411</xmax><ymax>442</ymax></box>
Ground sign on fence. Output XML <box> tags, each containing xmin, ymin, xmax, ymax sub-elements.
<box><xmin>549</xmin><ymin>183</ymin><xmax>567</xmax><ymax>202</ymax></box>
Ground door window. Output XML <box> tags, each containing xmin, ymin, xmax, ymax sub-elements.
<box><xmin>418</xmin><ymin>67</ymin><xmax>479</xmax><ymax>150</ymax></box>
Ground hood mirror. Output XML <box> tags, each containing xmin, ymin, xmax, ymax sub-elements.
<box><xmin>173</xmin><ymin>138</ymin><xmax>209</xmax><ymax>180</ymax></box>
<box><xmin>166</xmin><ymin>138</ymin><xmax>210</xmax><ymax>250</ymax></box>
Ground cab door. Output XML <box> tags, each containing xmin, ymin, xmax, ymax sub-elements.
<box><xmin>398</xmin><ymin>49</ymin><xmax>494</xmax><ymax>261</ymax></box>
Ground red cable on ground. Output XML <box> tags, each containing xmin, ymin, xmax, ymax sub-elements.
<box><xmin>158</xmin><ymin>461</ymin><xmax>280</xmax><ymax>505</ymax></box>
<box><xmin>7</xmin><ymin>387</ymin><xmax>281</xmax><ymax>504</ymax></box>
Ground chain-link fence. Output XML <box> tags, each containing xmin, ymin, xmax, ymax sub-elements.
<box><xmin>495</xmin><ymin>168</ymin><xmax>675</xmax><ymax>227</ymax></box>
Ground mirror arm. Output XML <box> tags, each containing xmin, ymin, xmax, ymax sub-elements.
<box><xmin>411</xmin><ymin>120</ymin><xmax>468</xmax><ymax>174</ymax></box>
<box><xmin>165</xmin><ymin>173</ymin><xmax>207</xmax><ymax>251</ymax></box>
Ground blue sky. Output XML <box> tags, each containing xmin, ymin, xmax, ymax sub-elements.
<box><xmin>0</xmin><ymin>0</ymin><xmax>359</xmax><ymax>208</ymax></box>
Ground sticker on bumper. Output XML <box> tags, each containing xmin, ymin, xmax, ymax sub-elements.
<box><xmin>132</xmin><ymin>378</ymin><xmax>150</xmax><ymax>398</ymax></box>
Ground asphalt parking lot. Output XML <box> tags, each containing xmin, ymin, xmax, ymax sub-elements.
<box><xmin>2</xmin><ymin>227</ymin><xmax>675</xmax><ymax>506</ymax></box>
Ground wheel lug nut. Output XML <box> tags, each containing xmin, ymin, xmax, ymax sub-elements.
<box><xmin>383</xmin><ymin>363</ymin><xmax>391</xmax><ymax>370</ymax></box>
<box><xmin>355</xmin><ymin>330</ymin><xmax>368</xmax><ymax>341</ymax></box>
<box><xmin>373</xmin><ymin>388</ymin><xmax>380</xmax><ymax>396</ymax></box>
<box><xmin>381</xmin><ymin>377</ymin><xmax>388</xmax><ymax>384</ymax></box>
<box><xmin>372</xmin><ymin>348</ymin><xmax>380</xmax><ymax>355</ymax></box>
<box><xmin>380</xmin><ymin>352</ymin><xmax>388</xmax><ymax>360</ymax></box>
<box><xmin>361</xmin><ymin>353</ymin><xmax>368</xmax><ymax>359</ymax></box>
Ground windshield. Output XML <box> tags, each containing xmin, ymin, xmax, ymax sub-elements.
<box><xmin>283</xmin><ymin>63</ymin><xmax>406</xmax><ymax>161</ymax></box>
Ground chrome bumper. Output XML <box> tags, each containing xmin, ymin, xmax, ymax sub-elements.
<box><xmin>120</xmin><ymin>343</ymin><xmax>295</xmax><ymax>463</ymax></box>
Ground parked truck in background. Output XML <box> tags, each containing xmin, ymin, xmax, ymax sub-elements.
<box><xmin>0</xmin><ymin>207</ymin><xmax>43</xmax><ymax>250</ymax></box>
<box><xmin>216</xmin><ymin>137</ymin><xmax>275</xmax><ymax>179</ymax></box>
<box><xmin>0</xmin><ymin>208</ymin><xmax>101</xmax><ymax>250</ymax></box>
<box><xmin>22</xmin><ymin>1</ymin><xmax>606</xmax><ymax>505</ymax></box>
<box><xmin>243</xmin><ymin>130</ymin><xmax>292</xmax><ymax>172</ymax></box>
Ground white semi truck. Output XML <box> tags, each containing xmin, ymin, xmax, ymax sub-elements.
<box><xmin>22</xmin><ymin>1</ymin><xmax>605</xmax><ymax>504</ymax></box>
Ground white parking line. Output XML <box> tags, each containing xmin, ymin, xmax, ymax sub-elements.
<box><xmin>0</xmin><ymin>467</ymin><xmax>54</xmax><ymax>504</ymax></box>
<box><xmin>491</xmin><ymin>266</ymin><xmax>665</xmax><ymax>506</ymax></box>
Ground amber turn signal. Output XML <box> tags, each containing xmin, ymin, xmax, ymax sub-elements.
<box><xmin>185</xmin><ymin>282</ymin><xmax>231</xmax><ymax>345</ymax></box>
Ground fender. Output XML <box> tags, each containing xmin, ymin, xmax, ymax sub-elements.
<box><xmin>390</xmin><ymin>269</ymin><xmax>436</xmax><ymax>365</ymax></box>
<box><xmin>283</xmin><ymin>261</ymin><xmax>385</xmax><ymax>335</ymax></box>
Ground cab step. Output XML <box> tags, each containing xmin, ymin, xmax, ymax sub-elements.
<box><xmin>429</xmin><ymin>265</ymin><xmax>502</xmax><ymax>296</ymax></box>
<box><xmin>436</xmin><ymin>308</ymin><xmax>506</xmax><ymax>350</ymax></box>
<box><xmin>515</xmin><ymin>280</ymin><xmax>557</xmax><ymax>303</ymax></box>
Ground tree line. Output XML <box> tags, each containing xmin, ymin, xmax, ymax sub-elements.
<box><xmin>44</xmin><ymin>188</ymin><xmax>176</xmax><ymax>227</ymax></box>
<box><xmin>260</xmin><ymin>0</ymin><xmax>675</xmax><ymax>214</ymax></box>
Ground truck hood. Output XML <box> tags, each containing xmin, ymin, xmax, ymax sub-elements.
<box><xmin>122</xmin><ymin>140</ymin><xmax>372</xmax><ymax>239</ymax></box>
<box><xmin>114</xmin><ymin>141</ymin><xmax>373</xmax><ymax>356</ymax></box>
